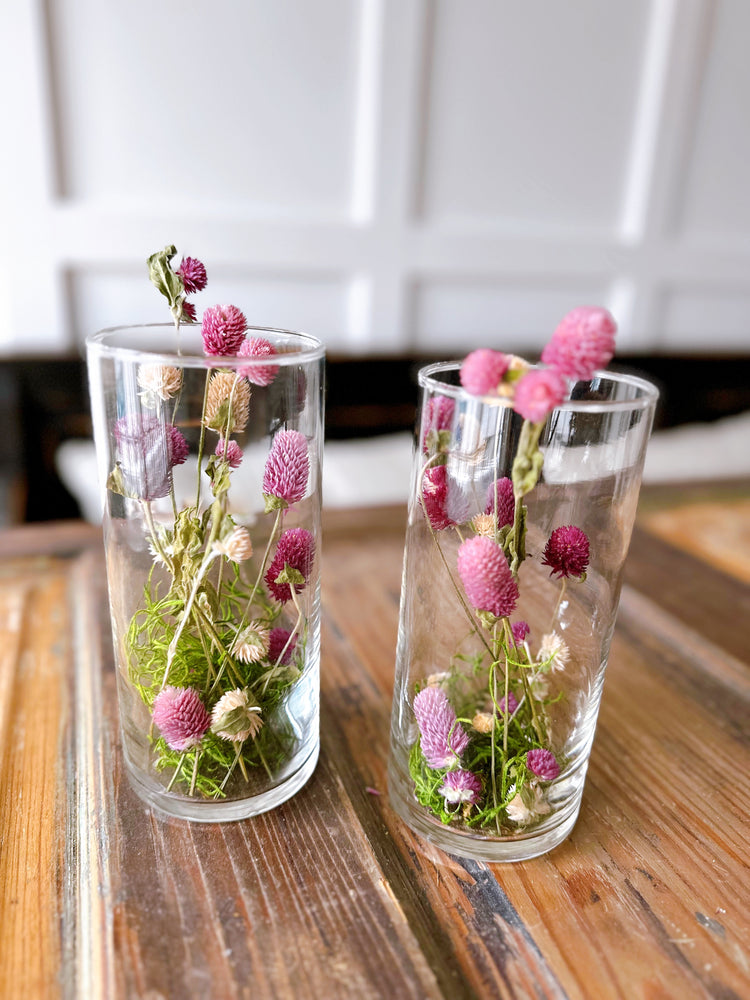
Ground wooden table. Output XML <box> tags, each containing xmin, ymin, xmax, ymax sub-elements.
<box><xmin>1</xmin><ymin>492</ymin><xmax>749</xmax><ymax>1000</ymax></box>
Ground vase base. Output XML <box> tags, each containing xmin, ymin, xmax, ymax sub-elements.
<box><xmin>388</xmin><ymin>761</ymin><xmax>581</xmax><ymax>863</ymax></box>
<box><xmin>123</xmin><ymin>742</ymin><xmax>320</xmax><ymax>823</ymax></box>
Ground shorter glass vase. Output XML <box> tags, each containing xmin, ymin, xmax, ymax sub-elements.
<box><xmin>87</xmin><ymin>324</ymin><xmax>324</xmax><ymax>821</ymax></box>
<box><xmin>388</xmin><ymin>362</ymin><xmax>658</xmax><ymax>861</ymax></box>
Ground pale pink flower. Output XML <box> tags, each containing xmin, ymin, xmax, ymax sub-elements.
<box><xmin>177</xmin><ymin>256</ymin><xmax>208</xmax><ymax>294</ymax></box>
<box><xmin>457</xmin><ymin>535</ymin><xmax>519</xmax><ymax>618</ymax></box>
<box><xmin>263</xmin><ymin>430</ymin><xmax>309</xmax><ymax>504</ymax></box>
<box><xmin>421</xmin><ymin>464</ymin><xmax>454</xmax><ymax>530</ymax></box>
<box><xmin>513</xmin><ymin>368</ymin><xmax>567</xmax><ymax>423</ymax></box>
<box><xmin>526</xmin><ymin>748</ymin><xmax>560</xmax><ymax>781</ymax></box>
<box><xmin>201</xmin><ymin>304</ymin><xmax>247</xmax><ymax>356</ymax></box>
<box><xmin>232</xmin><ymin>622</ymin><xmax>271</xmax><ymax>664</ymax></box>
<box><xmin>439</xmin><ymin>769</ymin><xmax>482</xmax><ymax>805</ymax></box>
<box><xmin>237</xmin><ymin>337</ymin><xmax>279</xmax><ymax>386</ymax></box>
<box><xmin>541</xmin><ymin>306</ymin><xmax>617</xmax><ymax>380</ymax></box>
<box><xmin>214</xmin><ymin>526</ymin><xmax>253</xmax><ymax>563</ymax></box>
<box><xmin>210</xmin><ymin>688</ymin><xmax>262</xmax><ymax>743</ymax></box>
<box><xmin>413</xmin><ymin>686</ymin><xmax>469</xmax><ymax>768</ymax></box>
<box><xmin>484</xmin><ymin>476</ymin><xmax>515</xmax><ymax>526</ymax></box>
<box><xmin>152</xmin><ymin>686</ymin><xmax>211</xmax><ymax>751</ymax></box>
<box><xmin>422</xmin><ymin>395</ymin><xmax>455</xmax><ymax>452</ymax></box>
<box><xmin>215</xmin><ymin>439</ymin><xmax>243</xmax><ymax>469</ymax></box>
<box><xmin>460</xmin><ymin>349</ymin><xmax>511</xmax><ymax>396</ymax></box>
<box><xmin>499</xmin><ymin>691</ymin><xmax>519</xmax><ymax>715</ymax></box>
<box><xmin>265</xmin><ymin>528</ymin><xmax>315</xmax><ymax>603</ymax></box>
<box><xmin>542</xmin><ymin>525</ymin><xmax>589</xmax><ymax>579</ymax></box>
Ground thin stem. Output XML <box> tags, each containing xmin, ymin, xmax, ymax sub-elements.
<box><xmin>166</xmin><ymin>753</ymin><xmax>187</xmax><ymax>792</ymax></box>
<box><xmin>195</xmin><ymin>370</ymin><xmax>211</xmax><ymax>508</ymax></box>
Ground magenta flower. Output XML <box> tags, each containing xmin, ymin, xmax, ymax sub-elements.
<box><xmin>262</xmin><ymin>430</ymin><xmax>309</xmax><ymax>504</ymax></box>
<box><xmin>265</xmin><ymin>528</ymin><xmax>315</xmax><ymax>603</ymax></box>
<box><xmin>201</xmin><ymin>304</ymin><xmax>247</xmax><ymax>356</ymax></box>
<box><xmin>541</xmin><ymin>306</ymin><xmax>617</xmax><ymax>380</ymax></box>
<box><xmin>542</xmin><ymin>525</ymin><xmax>590</xmax><ymax>579</ymax></box>
<box><xmin>439</xmin><ymin>769</ymin><xmax>482</xmax><ymax>805</ymax></box>
<box><xmin>181</xmin><ymin>300</ymin><xmax>197</xmax><ymax>323</ymax></box>
<box><xmin>421</xmin><ymin>464</ymin><xmax>454</xmax><ymax>530</ymax></box>
<box><xmin>237</xmin><ymin>337</ymin><xmax>279</xmax><ymax>386</ymax></box>
<box><xmin>457</xmin><ymin>535</ymin><xmax>519</xmax><ymax>618</ymax></box>
<box><xmin>215</xmin><ymin>439</ymin><xmax>243</xmax><ymax>469</ymax></box>
<box><xmin>152</xmin><ymin>686</ymin><xmax>211</xmax><ymax>751</ymax></box>
<box><xmin>167</xmin><ymin>425</ymin><xmax>189</xmax><ymax>466</ymax></box>
<box><xmin>413</xmin><ymin>687</ymin><xmax>469</xmax><ymax>768</ymax></box>
<box><xmin>526</xmin><ymin>748</ymin><xmax>560</xmax><ymax>781</ymax></box>
<box><xmin>177</xmin><ymin>256</ymin><xmax>207</xmax><ymax>294</ymax></box>
<box><xmin>499</xmin><ymin>691</ymin><xmax>519</xmax><ymax>715</ymax></box>
<box><xmin>269</xmin><ymin>627</ymin><xmax>297</xmax><ymax>665</ymax></box>
<box><xmin>484</xmin><ymin>476</ymin><xmax>515</xmax><ymax>526</ymax></box>
<box><xmin>511</xmin><ymin>620</ymin><xmax>530</xmax><ymax>646</ymax></box>
<box><xmin>513</xmin><ymin>368</ymin><xmax>567</xmax><ymax>423</ymax></box>
<box><xmin>460</xmin><ymin>349</ymin><xmax>511</xmax><ymax>396</ymax></box>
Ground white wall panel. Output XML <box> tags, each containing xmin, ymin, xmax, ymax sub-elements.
<box><xmin>418</xmin><ymin>0</ymin><xmax>650</xmax><ymax>231</ymax></box>
<box><xmin>660</xmin><ymin>286</ymin><xmax>750</xmax><ymax>350</ymax></box>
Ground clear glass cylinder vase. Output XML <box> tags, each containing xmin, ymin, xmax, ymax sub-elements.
<box><xmin>87</xmin><ymin>324</ymin><xmax>324</xmax><ymax>821</ymax></box>
<box><xmin>388</xmin><ymin>362</ymin><xmax>658</xmax><ymax>861</ymax></box>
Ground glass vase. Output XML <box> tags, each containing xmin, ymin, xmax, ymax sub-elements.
<box><xmin>87</xmin><ymin>324</ymin><xmax>324</xmax><ymax>821</ymax></box>
<box><xmin>388</xmin><ymin>362</ymin><xmax>658</xmax><ymax>861</ymax></box>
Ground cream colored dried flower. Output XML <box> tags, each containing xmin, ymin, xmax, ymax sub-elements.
<box><xmin>213</xmin><ymin>526</ymin><xmax>253</xmax><ymax>563</ymax></box>
<box><xmin>426</xmin><ymin>671</ymin><xmax>451</xmax><ymax>688</ymax></box>
<box><xmin>203</xmin><ymin>372</ymin><xmax>251</xmax><ymax>434</ymax></box>
<box><xmin>497</xmin><ymin>355</ymin><xmax>532</xmax><ymax>399</ymax></box>
<box><xmin>137</xmin><ymin>363</ymin><xmax>183</xmax><ymax>401</ymax></box>
<box><xmin>506</xmin><ymin>792</ymin><xmax>533</xmax><ymax>825</ymax></box>
<box><xmin>472</xmin><ymin>711</ymin><xmax>494</xmax><ymax>734</ymax></box>
<box><xmin>538</xmin><ymin>632</ymin><xmax>570</xmax><ymax>672</ymax></box>
<box><xmin>506</xmin><ymin>784</ymin><xmax>550</xmax><ymax>825</ymax></box>
<box><xmin>232</xmin><ymin>621</ymin><xmax>270</xmax><ymax>664</ymax></box>
<box><xmin>471</xmin><ymin>513</ymin><xmax>496</xmax><ymax>537</ymax></box>
<box><xmin>210</xmin><ymin>688</ymin><xmax>263</xmax><ymax>742</ymax></box>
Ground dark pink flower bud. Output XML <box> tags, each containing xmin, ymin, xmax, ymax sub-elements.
<box><xmin>152</xmin><ymin>686</ymin><xmax>211</xmax><ymax>751</ymax></box>
<box><xmin>167</xmin><ymin>426</ymin><xmax>189</xmax><ymax>466</ymax></box>
<box><xmin>439</xmin><ymin>768</ymin><xmax>482</xmax><ymax>805</ymax></box>
<box><xmin>484</xmin><ymin>476</ymin><xmax>515</xmax><ymax>526</ymax></box>
<box><xmin>265</xmin><ymin>528</ymin><xmax>315</xmax><ymax>603</ymax></box>
<box><xmin>201</xmin><ymin>304</ymin><xmax>247</xmax><ymax>356</ymax></box>
<box><xmin>269</xmin><ymin>627</ymin><xmax>297</xmax><ymax>665</ymax></box>
<box><xmin>457</xmin><ymin>535</ymin><xmax>519</xmax><ymax>618</ymax></box>
<box><xmin>262</xmin><ymin>430</ymin><xmax>309</xmax><ymax>504</ymax></box>
<box><xmin>499</xmin><ymin>691</ymin><xmax>519</xmax><ymax>715</ymax></box>
<box><xmin>526</xmin><ymin>748</ymin><xmax>560</xmax><ymax>781</ymax></box>
<box><xmin>177</xmin><ymin>256</ymin><xmax>207</xmax><ymax>294</ymax></box>
<box><xmin>541</xmin><ymin>525</ymin><xmax>590</xmax><ymax>579</ymax></box>
<box><xmin>215</xmin><ymin>439</ymin><xmax>243</xmax><ymax>469</ymax></box>
<box><xmin>421</xmin><ymin>464</ymin><xmax>454</xmax><ymax>530</ymax></box>
<box><xmin>511</xmin><ymin>621</ymin><xmax>530</xmax><ymax>646</ymax></box>
<box><xmin>181</xmin><ymin>300</ymin><xmax>197</xmax><ymax>323</ymax></box>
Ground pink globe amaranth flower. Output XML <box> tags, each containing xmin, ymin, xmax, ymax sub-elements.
<box><xmin>421</xmin><ymin>464</ymin><xmax>454</xmax><ymax>530</ymax></box>
<box><xmin>167</xmin><ymin>425</ymin><xmax>189</xmax><ymax>466</ymax></box>
<box><xmin>457</xmin><ymin>535</ymin><xmax>519</xmax><ymax>619</ymax></box>
<box><xmin>152</xmin><ymin>686</ymin><xmax>211</xmax><ymax>751</ymax></box>
<box><xmin>113</xmin><ymin>413</ymin><xmax>172</xmax><ymax>501</ymax></box>
<box><xmin>542</xmin><ymin>525</ymin><xmax>590</xmax><ymax>579</ymax></box>
<box><xmin>511</xmin><ymin>620</ymin><xmax>530</xmax><ymax>646</ymax></box>
<box><xmin>413</xmin><ymin>686</ymin><xmax>469</xmax><ymax>768</ymax></box>
<box><xmin>181</xmin><ymin>300</ymin><xmax>197</xmax><ymax>323</ymax></box>
<box><xmin>439</xmin><ymin>768</ymin><xmax>482</xmax><ymax>805</ymax></box>
<box><xmin>421</xmin><ymin>395</ymin><xmax>455</xmax><ymax>452</ymax></box>
<box><xmin>499</xmin><ymin>691</ymin><xmax>519</xmax><ymax>715</ymax></box>
<box><xmin>201</xmin><ymin>304</ymin><xmax>248</xmax><ymax>356</ymax></box>
<box><xmin>484</xmin><ymin>476</ymin><xmax>515</xmax><ymax>526</ymax></box>
<box><xmin>237</xmin><ymin>337</ymin><xmax>280</xmax><ymax>387</ymax></box>
<box><xmin>269</xmin><ymin>627</ymin><xmax>297</xmax><ymax>665</ymax></box>
<box><xmin>513</xmin><ymin>368</ymin><xmax>567</xmax><ymax>423</ymax></box>
<box><xmin>177</xmin><ymin>256</ymin><xmax>207</xmax><ymax>294</ymax></box>
<box><xmin>265</xmin><ymin>528</ymin><xmax>315</xmax><ymax>603</ymax></box>
<box><xmin>263</xmin><ymin>430</ymin><xmax>309</xmax><ymax>504</ymax></box>
<box><xmin>459</xmin><ymin>349</ymin><xmax>511</xmax><ymax>396</ymax></box>
<box><xmin>526</xmin><ymin>748</ymin><xmax>560</xmax><ymax>781</ymax></box>
<box><xmin>541</xmin><ymin>306</ymin><xmax>617</xmax><ymax>380</ymax></box>
<box><xmin>215</xmin><ymin>439</ymin><xmax>243</xmax><ymax>469</ymax></box>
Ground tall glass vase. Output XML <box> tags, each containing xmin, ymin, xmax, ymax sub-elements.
<box><xmin>87</xmin><ymin>324</ymin><xmax>324</xmax><ymax>821</ymax></box>
<box><xmin>388</xmin><ymin>362</ymin><xmax>658</xmax><ymax>861</ymax></box>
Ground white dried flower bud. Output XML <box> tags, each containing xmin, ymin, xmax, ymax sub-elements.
<box><xmin>210</xmin><ymin>688</ymin><xmax>263</xmax><ymax>743</ymax></box>
<box><xmin>137</xmin><ymin>363</ymin><xmax>183</xmax><ymax>401</ymax></box>
<box><xmin>471</xmin><ymin>513</ymin><xmax>496</xmax><ymax>537</ymax></box>
<box><xmin>538</xmin><ymin>632</ymin><xmax>570</xmax><ymax>672</ymax></box>
<box><xmin>232</xmin><ymin>621</ymin><xmax>270</xmax><ymax>664</ymax></box>
<box><xmin>214</xmin><ymin>527</ymin><xmax>253</xmax><ymax>563</ymax></box>
<box><xmin>472</xmin><ymin>712</ymin><xmax>494</xmax><ymax>734</ymax></box>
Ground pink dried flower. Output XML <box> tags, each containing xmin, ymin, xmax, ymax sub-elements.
<box><xmin>265</xmin><ymin>528</ymin><xmax>315</xmax><ymax>603</ymax></box>
<box><xmin>541</xmin><ymin>306</ymin><xmax>617</xmax><ymax>380</ymax></box>
<box><xmin>167</xmin><ymin>425</ymin><xmax>189</xmax><ymax>466</ymax></box>
<box><xmin>237</xmin><ymin>337</ymin><xmax>279</xmax><ymax>386</ymax></box>
<box><xmin>152</xmin><ymin>686</ymin><xmax>211</xmax><ymax>751</ymax></box>
<box><xmin>269</xmin><ymin>627</ymin><xmax>297</xmax><ymax>665</ymax></box>
<box><xmin>422</xmin><ymin>395</ymin><xmax>455</xmax><ymax>452</ymax></box>
<box><xmin>421</xmin><ymin>464</ymin><xmax>454</xmax><ymax>530</ymax></box>
<box><xmin>511</xmin><ymin>621</ymin><xmax>530</xmax><ymax>646</ymax></box>
<box><xmin>460</xmin><ymin>349</ymin><xmax>511</xmax><ymax>396</ymax></box>
<box><xmin>542</xmin><ymin>525</ymin><xmax>590</xmax><ymax>579</ymax></box>
<box><xmin>484</xmin><ymin>477</ymin><xmax>515</xmax><ymax>526</ymax></box>
<box><xmin>201</xmin><ymin>304</ymin><xmax>247</xmax><ymax>356</ymax></box>
<box><xmin>113</xmin><ymin>414</ymin><xmax>172</xmax><ymax>501</ymax></box>
<box><xmin>215</xmin><ymin>439</ymin><xmax>243</xmax><ymax>468</ymax></box>
<box><xmin>413</xmin><ymin>686</ymin><xmax>469</xmax><ymax>768</ymax></box>
<box><xmin>457</xmin><ymin>535</ymin><xmax>519</xmax><ymax>619</ymax></box>
<box><xmin>526</xmin><ymin>748</ymin><xmax>560</xmax><ymax>781</ymax></box>
<box><xmin>181</xmin><ymin>300</ymin><xmax>197</xmax><ymax>323</ymax></box>
<box><xmin>439</xmin><ymin>769</ymin><xmax>482</xmax><ymax>805</ymax></box>
<box><xmin>499</xmin><ymin>691</ymin><xmax>519</xmax><ymax>715</ymax></box>
<box><xmin>177</xmin><ymin>256</ymin><xmax>207</xmax><ymax>294</ymax></box>
<box><xmin>513</xmin><ymin>368</ymin><xmax>567</xmax><ymax>423</ymax></box>
<box><xmin>262</xmin><ymin>430</ymin><xmax>309</xmax><ymax>504</ymax></box>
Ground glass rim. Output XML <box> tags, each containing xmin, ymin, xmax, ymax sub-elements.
<box><xmin>85</xmin><ymin>322</ymin><xmax>325</xmax><ymax>368</ymax></box>
<box><xmin>417</xmin><ymin>359</ymin><xmax>659</xmax><ymax>413</ymax></box>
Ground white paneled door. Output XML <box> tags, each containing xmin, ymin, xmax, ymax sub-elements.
<box><xmin>2</xmin><ymin>0</ymin><xmax>749</xmax><ymax>356</ymax></box>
